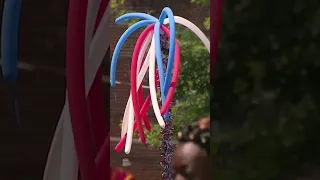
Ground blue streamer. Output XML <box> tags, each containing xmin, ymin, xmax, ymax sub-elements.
<box><xmin>1</xmin><ymin>0</ymin><xmax>22</xmax><ymax>127</ymax></box>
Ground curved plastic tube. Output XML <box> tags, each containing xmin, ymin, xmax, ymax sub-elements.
<box><xmin>127</xmin><ymin>25</ymin><xmax>162</xmax><ymax>152</ymax></box>
<box><xmin>153</xmin><ymin>7</ymin><xmax>176</xmax><ymax>120</ymax></box>
<box><xmin>149</xmin><ymin>26</ymin><xmax>181</xmax><ymax>130</ymax></box>
<box><xmin>124</xmin><ymin>98</ymin><xmax>135</xmax><ymax>154</ymax></box>
<box><xmin>115</xmin><ymin>13</ymin><xmax>157</xmax><ymax>24</ymax></box>
<box><xmin>121</xmin><ymin>32</ymin><xmax>153</xmax><ymax>138</ymax></box>
<box><xmin>163</xmin><ymin>16</ymin><xmax>209</xmax><ymax>52</ymax></box>
<box><xmin>110</xmin><ymin>19</ymin><xmax>156</xmax><ymax>87</ymax></box>
<box><xmin>157</xmin><ymin>7</ymin><xmax>176</xmax><ymax>95</ymax></box>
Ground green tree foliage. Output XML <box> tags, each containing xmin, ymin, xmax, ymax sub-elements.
<box><xmin>212</xmin><ymin>0</ymin><xmax>320</xmax><ymax>179</ymax></box>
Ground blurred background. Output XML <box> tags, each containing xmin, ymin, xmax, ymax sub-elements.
<box><xmin>212</xmin><ymin>0</ymin><xmax>320</xmax><ymax>179</ymax></box>
<box><xmin>0</xmin><ymin>1</ymin><xmax>69</xmax><ymax>179</ymax></box>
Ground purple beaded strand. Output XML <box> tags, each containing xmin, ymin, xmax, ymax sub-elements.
<box><xmin>157</xmin><ymin>30</ymin><xmax>174</xmax><ymax>180</ymax></box>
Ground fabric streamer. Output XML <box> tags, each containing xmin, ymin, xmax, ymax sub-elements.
<box><xmin>91</xmin><ymin>2</ymin><xmax>111</xmax><ymax>179</ymax></box>
<box><xmin>1</xmin><ymin>0</ymin><xmax>22</xmax><ymax>127</ymax></box>
<box><xmin>66</xmin><ymin>0</ymin><xmax>98</xmax><ymax>179</ymax></box>
<box><xmin>59</xmin><ymin>1</ymin><xmax>103</xmax><ymax>179</ymax></box>
<box><xmin>87</xmin><ymin>2</ymin><xmax>107</xmax><ymax>154</ymax></box>
<box><xmin>43</xmin><ymin>1</ymin><xmax>111</xmax><ymax>180</ymax></box>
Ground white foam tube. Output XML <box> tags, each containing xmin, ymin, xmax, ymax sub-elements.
<box><xmin>124</xmin><ymin>98</ymin><xmax>134</xmax><ymax>154</ymax></box>
<box><xmin>120</xmin><ymin>32</ymin><xmax>153</xmax><ymax>138</ymax></box>
<box><xmin>163</xmin><ymin>16</ymin><xmax>210</xmax><ymax>52</ymax></box>
<box><xmin>148</xmin><ymin>16</ymin><xmax>211</xmax><ymax>128</ymax></box>
<box><xmin>148</xmin><ymin>35</ymin><xmax>164</xmax><ymax>128</ymax></box>
<box><xmin>43</xmin><ymin>3</ymin><xmax>110</xmax><ymax>180</ymax></box>
<box><xmin>123</xmin><ymin>32</ymin><xmax>161</xmax><ymax>154</ymax></box>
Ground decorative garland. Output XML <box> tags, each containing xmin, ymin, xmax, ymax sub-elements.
<box><xmin>158</xmin><ymin>30</ymin><xmax>174</xmax><ymax>179</ymax></box>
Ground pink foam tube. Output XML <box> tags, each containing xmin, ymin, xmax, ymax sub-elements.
<box><xmin>66</xmin><ymin>0</ymin><xmax>97</xmax><ymax>179</ymax></box>
<box><xmin>130</xmin><ymin>25</ymin><xmax>181</xmax><ymax>136</ymax></box>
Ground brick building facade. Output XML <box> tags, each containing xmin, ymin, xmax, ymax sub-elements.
<box><xmin>0</xmin><ymin>0</ymin><xmax>208</xmax><ymax>179</ymax></box>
